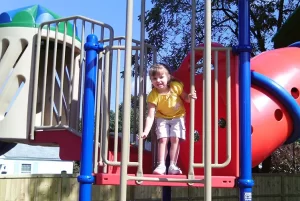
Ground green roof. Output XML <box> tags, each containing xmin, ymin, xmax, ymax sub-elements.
<box><xmin>0</xmin><ymin>5</ymin><xmax>78</xmax><ymax>38</ymax></box>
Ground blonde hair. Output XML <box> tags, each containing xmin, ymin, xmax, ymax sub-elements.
<box><xmin>148</xmin><ymin>63</ymin><xmax>179</xmax><ymax>88</ymax></box>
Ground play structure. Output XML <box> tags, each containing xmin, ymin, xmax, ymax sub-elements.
<box><xmin>173</xmin><ymin>43</ymin><xmax>300</xmax><ymax>174</ymax></box>
<box><xmin>1</xmin><ymin>2</ymin><xmax>300</xmax><ymax>201</ymax></box>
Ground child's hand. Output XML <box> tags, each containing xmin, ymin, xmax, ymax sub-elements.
<box><xmin>189</xmin><ymin>90</ymin><xmax>197</xmax><ymax>100</ymax></box>
<box><xmin>138</xmin><ymin>132</ymin><xmax>148</xmax><ymax>140</ymax></box>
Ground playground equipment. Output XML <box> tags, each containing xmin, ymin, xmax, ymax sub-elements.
<box><xmin>1</xmin><ymin>2</ymin><xmax>300</xmax><ymax>201</ymax></box>
<box><xmin>174</xmin><ymin>44</ymin><xmax>300</xmax><ymax>173</ymax></box>
<box><xmin>0</xmin><ymin>5</ymin><xmax>84</xmax><ymax>147</ymax></box>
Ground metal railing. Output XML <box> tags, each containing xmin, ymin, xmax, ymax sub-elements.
<box><xmin>101</xmin><ymin>45</ymin><xmax>232</xmax><ymax>182</ymax></box>
<box><xmin>30</xmin><ymin>16</ymin><xmax>114</xmax><ymax>140</ymax></box>
<box><xmin>94</xmin><ymin>43</ymin><xmax>231</xmax><ymax>174</ymax></box>
<box><xmin>28</xmin><ymin>3</ymin><xmax>234</xmax><ymax>201</ymax></box>
<box><xmin>190</xmin><ymin>46</ymin><xmax>232</xmax><ymax>169</ymax></box>
<box><xmin>95</xmin><ymin>36</ymin><xmax>157</xmax><ymax>174</ymax></box>
<box><xmin>116</xmin><ymin>1</ymin><xmax>232</xmax><ymax>200</ymax></box>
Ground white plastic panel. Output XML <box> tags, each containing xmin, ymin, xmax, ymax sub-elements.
<box><xmin>0</xmin><ymin>27</ymin><xmax>37</xmax><ymax>139</ymax></box>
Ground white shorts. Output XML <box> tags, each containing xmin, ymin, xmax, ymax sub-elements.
<box><xmin>155</xmin><ymin>117</ymin><xmax>186</xmax><ymax>140</ymax></box>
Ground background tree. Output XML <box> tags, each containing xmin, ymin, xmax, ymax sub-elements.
<box><xmin>109</xmin><ymin>95</ymin><xmax>140</xmax><ymax>134</ymax></box>
<box><xmin>144</xmin><ymin>0</ymin><xmax>299</xmax><ymax>68</ymax></box>
<box><xmin>270</xmin><ymin>142</ymin><xmax>300</xmax><ymax>173</ymax></box>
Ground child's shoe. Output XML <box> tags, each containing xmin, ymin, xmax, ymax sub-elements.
<box><xmin>168</xmin><ymin>164</ymin><xmax>182</xmax><ymax>175</ymax></box>
<box><xmin>153</xmin><ymin>164</ymin><xmax>166</xmax><ymax>175</ymax></box>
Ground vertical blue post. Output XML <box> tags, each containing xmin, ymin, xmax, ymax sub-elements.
<box><xmin>236</xmin><ymin>0</ymin><xmax>254</xmax><ymax>201</ymax></box>
<box><xmin>78</xmin><ymin>34</ymin><xmax>103</xmax><ymax>201</ymax></box>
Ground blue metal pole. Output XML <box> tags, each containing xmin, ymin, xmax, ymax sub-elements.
<box><xmin>237</xmin><ymin>0</ymin><xmax>254</xmax><ymax>201</ymax></box>
<box><xmin>78</xmin><ymin>34</ymin><xmax>103</xmax><ymax>201</ymax></box>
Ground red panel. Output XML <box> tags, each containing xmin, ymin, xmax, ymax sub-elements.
<box><xmin>172</xmin><ymin>43</ymin><xmax>240</xmax><ymax>177</ymax></box>
<box><xmin>33</xmin><ymin>129</ymin><xmax>81</xmax><ymax>161</ymax></box>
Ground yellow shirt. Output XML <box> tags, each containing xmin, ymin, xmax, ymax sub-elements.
<box><xmin>147</xmin><ymin>81</ymin><xmax>186</xmax><ymax>119</ymax></box>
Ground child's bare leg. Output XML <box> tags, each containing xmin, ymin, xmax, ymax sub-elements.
<box><xmin>174</xmin><ymin>142</ymin><xmax>180</xmax><ymax>164</ymax></box>
<box><xmin>164</xmin><ymin>141</ymin><xmax>169</xmax><ymax>161</ymax></box>
<box><xmin>169</xmin><ymin>137</ymin><xmax>179</xmax><ymax>165</ymax></box>
<box><xmin>153</xmin><ymin>137</ymin><xmax>168</xmax><ymax>174</ymax></box>
<box><xmin>157</xmin><ymin>137</ymin><xmax>168</xmax><ymax>165</ymax></box>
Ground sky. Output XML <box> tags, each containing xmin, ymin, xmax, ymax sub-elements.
<box><xmin>1</xmin><ymin>0</ymin><xmax>153</xmax><ymax>40</ymax></box>
<box><xmin>0</xmin><ymin>0</ymin><xmax>154</xmax><ymax>112</ymax></box>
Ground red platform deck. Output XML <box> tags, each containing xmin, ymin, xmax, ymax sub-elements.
<box><xmin>94</xmin><ymin>173</ymin><xmax>236</xmax><ymax>187</ymax></box>
<box><xmin>33</xmin><ymin>129</ymin><xmax>236</xmax><ymax>187</ymax></box>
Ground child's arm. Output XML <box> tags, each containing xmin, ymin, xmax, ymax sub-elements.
<box><xmin>141</xmin><ymin>102</ymin><xmax>156</xmax><ymax>139</ymax></box>
<box><xmin>180</xmin><ymin>90</ymin><xmax>197</xmax><ymax>103</ymax></box>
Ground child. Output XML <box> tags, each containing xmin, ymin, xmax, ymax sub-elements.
<box><xmin>141</xmin><ymin>63</ymin><xmax>197</xmax><ymax>175</ymax></box>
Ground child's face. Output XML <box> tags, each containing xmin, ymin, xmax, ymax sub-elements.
<box><xmin>150</xmin><ymin>70</ymin><xmax>169</xmax><ymax>90</ymax></box>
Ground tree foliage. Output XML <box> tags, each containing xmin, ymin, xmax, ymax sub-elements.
<box><xmin>109</xmin><ymin>95</ymin><xmax>140</xmax><ymax>134</ymax></box>
<box><xmin>144</xmin><ymin>0</ymin><xmax>300</xmax><ymax>69</ymax></box>
<box><xmin>270</xmin><ymin>142</ymin><xmax>300</xmax><ymax>173</ymax></box>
